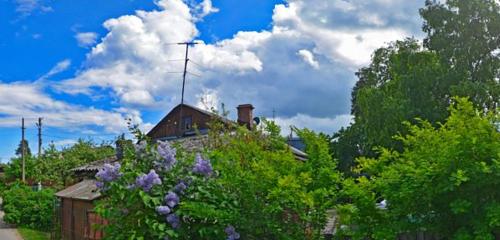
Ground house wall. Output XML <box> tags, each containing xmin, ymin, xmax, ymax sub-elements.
<box><xmin>148</xmin><ymin>105</ymin><xmax>212</xmax><ymax>139</ymax></box>
<box><xmin>60</xmin><ymin>198</ymin><xmax>102</xmax><ymax>240</ymax></box>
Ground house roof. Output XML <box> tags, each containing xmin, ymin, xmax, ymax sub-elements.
<box><xmin>55</xmin><ymin>179</ymin><xmax>101</xmax><ymax>201</ymax></box>
<box><xmin>146</xmin><ymin>103</ymin><xmax>232</xmax><ymax>137</ymax></box>
<box><xmin>72</xmin><ymin>155</ymin><xmax>118</xmax><ymax>173</ymax></box>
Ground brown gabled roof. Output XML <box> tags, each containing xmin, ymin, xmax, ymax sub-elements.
<box><xmin>146</xmin><ymin>103</ymin><xmax>232</xmax><ymax>137</ymax></box>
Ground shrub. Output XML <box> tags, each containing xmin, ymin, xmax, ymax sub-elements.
<box><xmin>338</xmin><ymin>98</ymin><xmax>500</xmax><ymax>239</ymax></box>
<box><xmin>95</xmin><ymin>121</ymin><xmax>341</xmax><ymax>239</ymax></box>
<box><xmin>3</xmin><ymin>183</ymin><xmax>55</xmax><ymax>231</ymax></box>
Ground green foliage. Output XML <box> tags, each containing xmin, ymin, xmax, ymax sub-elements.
<box><xmin>4</xmin><ymin>139</ymin><xmax>114</xmax><ymax>188</ymax></box>
<box><xmin>15</xmin><ymin>139</ymin><xmax>32</xmax><ymax>157</ymax></box>
<box><xmin>2</xmin><ymin>183</ymin><xmax>55</xmax><ymax>231</ymax></box>
<box><xmin>95</xmin><ymin>129</ymin><xmax>233</xmax><ymax>239</ymax></box>
<box><xmin>4</xmin><ymin>156</ymin><xmax>37</xmax><ymax>181</ymax></box>
<box><xmin>210</xmin><ymin>125</ymin><xmax>341</xmax><ymax>239</ymax></box>
<box><xmin>421</xmin><ymin>0</ymin><xmax>500</xmax><ymax>111</ymax></box>
<box><xmin>36</xmin><ymin>139</ymin><xmax>114</xmax><ymax>188</ymax></box>
<box><xmin>333</xmin><ymin>0</ymin><xmax>500</xmax><ymax>174</ymax></box>
<box><xmin>338</xmin><ymin>98</ymin><xmax>500</xmax><ymax>239</ymax></box>
<box><xmin>96</xmin><ymin>121</ymin><xmax>341</xmax><ymax>239</ymax></box>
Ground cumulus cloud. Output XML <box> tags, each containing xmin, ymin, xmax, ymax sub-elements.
<box><xmin>58</xmin><ymin>0</ymin><xmax>424</xmax><ymax>133</ymax></box>
<box><xmin>75</xmin><ymin>32</ymin><xmax>98</xmax><ymax>47</ymax></box>
<box><xmin>297</xmin><ymin>49</ymin><xmax>319</xmax><ymax>69</ymax></box>
<box><xmin>191</xmin><ymin>0</ymin><xmax>219</xmax><ymax>19</ymax></box>
<box><xmin>0</xmin><ymin>80</ymin><xmax>142</xmax><ymax>133</ymax></box>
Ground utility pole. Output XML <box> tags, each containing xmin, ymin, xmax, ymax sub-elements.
<box><xmin>21</xmin><ymin>118</ymin><xmax>26</xmax><ymax>183</ymax></box>
<box><xmin>36</xmin><ymin>117</ymin><xmax>42</xmax><ymax>158</ymax></box>
<box><xmin>177</xmin><ymin>41</ymin><xmax>199</xmax><ymax>136</ymax></box>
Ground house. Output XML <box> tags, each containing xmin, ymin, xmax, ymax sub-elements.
<box><xmin>146</xmin><ymin>103</ymin><xmax>251</xmax><ymax>139</ymax></box>
<box><xmin>56</xmin><ymin>103</ymin><xmax>307</xmax><ymax>239</ymax></box>
<box><xmin>146</xmin><ymin>103</ymin><xmax>307</xmax><ymax>160</ymax></box>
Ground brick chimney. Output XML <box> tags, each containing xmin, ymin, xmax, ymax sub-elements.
<box><xmin>237</xmin><ymin>104</ymin><xmax>254</xmax><ymax>129</ymax></box>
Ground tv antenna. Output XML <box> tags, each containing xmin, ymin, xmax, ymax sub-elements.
<box><xmin>178</xmin><ymin>41</ymin><xmax>200</xmax><ymax>104</ymax></box>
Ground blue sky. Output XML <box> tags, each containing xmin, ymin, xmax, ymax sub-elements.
<box><xmin>0</xmin><ymin>0</ymin><xmax>424</xmax><ymax>161</ymax></box>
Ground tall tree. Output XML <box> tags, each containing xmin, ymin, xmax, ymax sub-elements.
<box><xmin>420</xmin><ymin>0</ymin><xmax>500</xmax><ymax>111</ymax></box>
<box><xmin>336</xmin><ymin>39</ymin><xmax>448</xmax><ymax>170</ymax></box>
<box><xmin>333</xmin><ymin>0</ymin><xmax>500</xmax><ymax>172</ymax></box>
<box><xmin>15</xmin><ymin>139</ymin><xmax>31</xmax><ymax>157</ymax></box>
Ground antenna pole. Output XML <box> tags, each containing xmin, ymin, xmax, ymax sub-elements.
<box><xmin>181</xmin><ymin>43</ymin><xmax>189</xmax><ymax>105</ymax></box>
<box><xmin>21</xmin><ymin>118</ymin><xmax>26</xmax><ymax>183</ymax></box>
<box><xmin>178</xmin><ymin>41</ymin><xmax>199</xmax><ymax>105</ymax></box>
<box><xmin>177</xmin><ymin>41</ymin><xmax>199</xmax><ymax>137</ymax></box>
<box><xmin>36</xmin><ymin>117</ymin><xmax>42</xmax><ymax>159</ymax></box>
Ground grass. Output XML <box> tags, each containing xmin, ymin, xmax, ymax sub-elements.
<box><xmin>17</xmin><ymin>227</ymin><xmax>50</xmax><ymax>240</ymax></box>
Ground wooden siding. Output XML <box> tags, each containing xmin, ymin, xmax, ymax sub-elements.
<box><xmin>147</xmin><ymin>105</ymin><xmax>213</xmax><ymax>139</ymax></box>
<box><xmin>60</xmin><ymin>198</ymin><xmax>102</xmax><ymax>240</ymax></box>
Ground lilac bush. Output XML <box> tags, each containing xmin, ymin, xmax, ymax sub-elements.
<box><xmin>135</xmin><ymin>169</ymin><xmax>162</xmax><ymax>192</ymax></box>
<box><xmin>164</xmin><ymin>191</ymin><xmax>179</xmax><ymax>208</ymax></box>
<box><xmin>156</xmin><ymin>206</ymin><xmax>171</xmax><ymax>215</ymax></box>
<box><xmin>95</xmin><ymin>163</ymin><xmax>122</xmax><ymax>188</ymax></box>
<box><xmin>173</xmin><ymin>180</ymin><xmax>187</xmax><ymax>194</ymax></box>
<box><xmin>225</xmin><ymin>225</ymin><xmax>240</xmax><ymax>240</ymax></box>
<box><xmin>166</xmin><ymin>213</ymin><xmax>180</xmax><ymax>229</ymax></box>
<box><xmin>156</xmin><ymin>141</ymin><xmax>177</xmax><ymax>171</ymax></box>
<box><xmin>192</xmin><ymin>153</ymin><xmax>213</xmax><ymax>177</ymax></box>
<box><xmin>95</xmin><ymin>122</ymin><xmax>341</xmax><ymax>239</ymax></box>
<box><xmin>96</xmin><ymin>163</ymin><xmax>122</xmax><ymax>182</ymax></box>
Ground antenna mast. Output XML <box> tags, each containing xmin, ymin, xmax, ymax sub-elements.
<box><xmin>178</xmin><ymin>42</ymin><xmax>199</xmax><ymax>104</ymax></box>
<box><xmin>177</xmin><ymin>41</ymin><xmax>199</xmax><ymax>136</ymax></box>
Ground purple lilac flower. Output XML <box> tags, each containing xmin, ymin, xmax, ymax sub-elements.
<box><xmin>166</xmin><ymin>214</ymin><xmax>180</xmax><ymax>229</ymax></box>
<box><xmin>173</xmin><ymin>180</ymin><xmax>187</xmax><ymax>194</ymax></box>
<box><xmin>96</xmin><ymin>163</ymin><xmax>122</xmax><ymax>182</ymax></box>
<box><xmin>156</xmin><ymin>206</ymin><xmax>171</xmax><ymax>215</ymax></box>
<box><xmin>95</xmin><ymin>181</ymin><xmax>104</xmax><ymax>189</ymax></box>
<box><xmin>164</xmin><ymin>191</ymin><xmax>179</xmax><ymax>208</ymax></box>
<box><xmin>156</xmin><ymin>141</ymin><xmax>177</xmax><ymax>171</ymax></box>
<box><xmin>192</xmin><ymin>153</ymin><xmax>213</xmax><ymax>177</ymax></box>
<box><xmin>135</xmin><ymin>170</ymin><xmax>162</xmax><ymax>192</ymax></box>
<box><xmin>225</xmin><ymin>225</ymin><xmax>240</xmax><ymax>240</ymax></box>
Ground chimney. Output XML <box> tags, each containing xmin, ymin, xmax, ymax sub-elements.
<box><xmin>237</xmin><ymin>104</ymin><xmax>254</xmax><ymax>129</ymax></box>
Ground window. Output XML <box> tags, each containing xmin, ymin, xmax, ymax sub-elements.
<box><xmin>183</xmin><ymin>116</ymin><xmax>192</xmax><ymax>130</ymax></box>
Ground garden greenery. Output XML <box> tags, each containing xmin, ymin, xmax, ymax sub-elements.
<box><xmin>2</xmin><ymin>183</ymin><xmax>55</xmax><ymax>231</ymax></box>
<box><xmin>337</xmin><ymin>98</ymin><xmax>500</xmax><ymax>239</ymax></box>
<box><xmin>94</xmin><ymin>120</ymin><xmax>342</xmax><ymax>239</ymax></box>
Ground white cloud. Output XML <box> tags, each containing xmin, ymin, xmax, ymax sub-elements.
<box><xmin>0</xmin><ymin>81</ymin><xmax>137</xmax><ymax>133</ymax></box>
<box><xmin>51</xmin><ymin>139</ymin><xmax>78</xmax><ymax>147</ymax></box>
<box><xmin>57</xmin><ymin>0</ymin><xmax>424</xmax><ymax>133</ymax></box>
<box><xmin>297</xmin><ymin>49</ymin><xmax>319</xmax><ymax>69</ymax></box>
<box><xmin>275</xmin><ymin>114</ymin><xmax>353</xmax><ymax>134</ymax></box>
<box><xmin>39</xmin><ymin>59</ymin><xmax>71</xmax><ymax>80</ymax></box>
<box><xmin>192</xmin><ymin>0</ymin><xmax>219</xmax><ymax>19</ymax></box>
<box><xmin>75</xmin><ymin>32</ymin><xmax>98</xmax><ymax>47</ymax></box>
<box><xmin>196</xmin><ymin>88</ymin><xmax>219</xmax><ymax>110</ymax></box>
